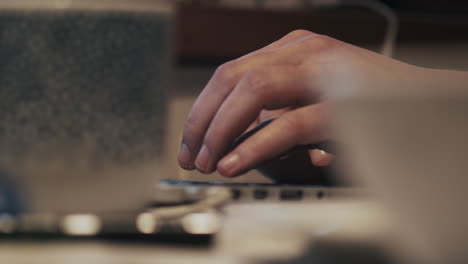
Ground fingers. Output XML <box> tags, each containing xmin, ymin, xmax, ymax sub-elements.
<box><xmin>178</xmin><ymin>62</ymin><xmax>242</xmax><ymax>170</ymax></box>
<box><xmin>309</xmin><ymin>149</ymin><xmax>335</xmax><ymax>167</ymax></box>
<box><xmin>217</xmin><ymin>103</ymin><xmax>331</xmax><ymax>177</ymax></box>
<box><xmin>178</xmin><ymin>56</ymin><xmax>271</xmax><ymax>170</ymax></box>
<box><xmin>178</xmin><ymin>30</ymin><xmax>315</xmax><ymax>171</ymax></box>
<box><xmin>194</xmin><ymin>66</ymin><xmax>314</xmax><ymax>173</ymax></box>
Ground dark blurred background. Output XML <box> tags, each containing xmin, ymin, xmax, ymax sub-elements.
<box><xmin>175</xmin><ymin>0</ymin><xmax>468</xmax><ymax>64</ymax></box>
<box><xmin>168</xmin><ymin>0</ymin><xmax>468</xmax><ymax>182</ymax></box>
<box><xmin>383</xmin><ymin>0</ymin><xmax>468</xmax><ymax>14</ymax></box>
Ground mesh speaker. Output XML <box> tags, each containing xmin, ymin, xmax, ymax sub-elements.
<box><xmin>0</xmin><ymin>2</ymin><xmax>172</xmax><ymax>166</ymax></box>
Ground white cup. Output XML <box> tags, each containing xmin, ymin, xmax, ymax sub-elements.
<box><xmin>334</xmin><ymin>89</ymin><xmax>468</xmax><ymax>263</ymax></box>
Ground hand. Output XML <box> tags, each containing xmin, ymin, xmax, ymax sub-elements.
<box><xmin>178</xmin><ymin>29</ymin><xmax>421</xmax><ymax>177</ymax></box>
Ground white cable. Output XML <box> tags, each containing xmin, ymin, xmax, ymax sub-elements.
<box><xmin>345</xmin><ymin>0</ymin><xmax>398</xmax><ymax>57</ymax></box>
<box><xmin>147</xmin><ymin>187</ymin><xmax>232</xmax><ymax>219</ymax></box>
<box><xmin>307</xmin><ymin>0</ymin><xmax>399</xmax><ymax>57</ymax></box>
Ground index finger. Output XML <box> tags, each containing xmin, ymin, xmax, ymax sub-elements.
<box><xmin>217</xmin><ymin>103</ymin><xmax>331</xmax><ymax>177</ymax></box>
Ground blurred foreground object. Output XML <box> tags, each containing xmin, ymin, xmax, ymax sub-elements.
<box><xmin>334</xmin><ymin>77</ymin><xmax>468</xmax><ymax>263</ymax></box>
<box><xmin>0</xmin><ymin>0</ymin><xmax>173</xmax><ymax>213</ymax></box>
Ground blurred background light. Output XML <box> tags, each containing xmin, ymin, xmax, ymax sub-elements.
<box><xmin>61</xmin><ymin>214</ymin><xmax>101</xmax><ymax>236</ymax></box>
<box><xmin>181</xmin><ymin>211</ymin><xmax>222</xmax><ymax>235</ymax></box>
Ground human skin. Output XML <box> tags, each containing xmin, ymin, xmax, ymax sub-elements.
<box><xmin>177</xmin><ymin>29</ymin><xmax>468</xmax><ymax>178</ymax></box>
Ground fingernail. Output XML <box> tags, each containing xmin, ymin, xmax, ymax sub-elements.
<box><xmin>178</xmin><ymin>143</ymin><xmax>195</xmax><ymax>170</ymax></box>
<box><xmin>219</xmin><ymin>154</ymin><xmax>240</xmax><ymax>177</ymax></box>
<box><xmin>314</xmin><ymin>150</ymin><xmax>333</xmax><ymax>167</ymax></box>
<box><xmin>319</xmin><ymin>150</ymin><xmax>326</xmax><ymax>157</ymax></box>
<box><xmin>195</xmin><ymin>145</ymin><xmax>211</xmax><ymax>173</ymax></box>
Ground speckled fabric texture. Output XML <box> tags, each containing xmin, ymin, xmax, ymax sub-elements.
<box><xmin>0</xmin><ymin>10</ymin><xmax>170</xmax><ymax>165</ymax></box>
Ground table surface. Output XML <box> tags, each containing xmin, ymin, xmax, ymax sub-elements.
<box><xmin>0</xmin><ymin>200</ymin><xmax>391</xmax><ymax>264</ymax></box>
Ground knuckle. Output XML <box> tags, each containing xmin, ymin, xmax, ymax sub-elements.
<box><xmin>288</xmin><ymin>29</ymin><xmax>313</xmax><ymax>38</ymax></box>
<box><xmin>213</xmin><ymin>62</ymin><xmax>237</xmax><ymax>83</ymax></box>
<box><xmin>202</xmin><ymin>130</ymin><xmax>219</xmax><ymax>151</ymax></box>
<box><xmin>242</xmin><ymin>71</ymin><xmax>270</xmax><ymax>97</ymax></box>
<box><xmin>305</xmin><ymin>35</ymin><xmax>338</xmax><ymax>53</ymax></box>
<box><xmin>183</xmin><ymin>115</ymin><xmax>202</xmax><ymax>140</ymax></box>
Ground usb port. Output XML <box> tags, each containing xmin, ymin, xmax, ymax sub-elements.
<box><xmin>253</xmin><ymin>189</ymin><xmax>268</xmax><ymax>200</ymax></box>
<box><xmin>280</xmin><ymin>189</ymin><xmax>303</xmax><ymax>201</ymax></box>
<box><xmin>231</xmin><ymin>189</ymin><xmax>241</xmax><ymax>200</ymax></box>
